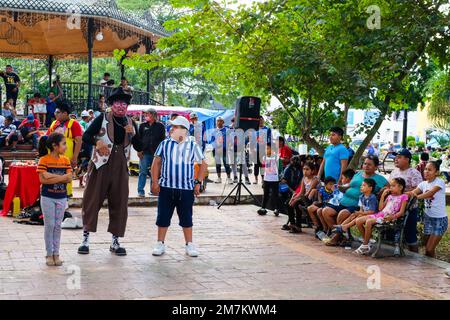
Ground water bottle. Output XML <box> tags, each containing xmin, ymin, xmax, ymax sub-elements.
<box><xmin>12</xmin><ymin>196</ymin><xmax>21</xmax><ymax>217</ymax></box>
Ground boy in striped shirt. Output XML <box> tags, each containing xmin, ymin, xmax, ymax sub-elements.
<box><xmin>151</xmin><ymin>116</ymin><xmax>208</xmax><ymax>257</ymax></box>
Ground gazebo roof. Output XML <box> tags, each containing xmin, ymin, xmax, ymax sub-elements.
<box><xmin>0</xmin><ymin>0</ymin><xmax>168</xmax><ymax>59</ymax></box>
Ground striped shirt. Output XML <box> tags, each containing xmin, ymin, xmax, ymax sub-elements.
<box><xmin>155</xmin><ymin>137</ymin><xmax>205</xmax><ymax>190</ymax></box>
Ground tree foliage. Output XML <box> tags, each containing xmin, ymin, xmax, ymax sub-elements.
<box><xmin>121</xmin><ymin>0</ymin><xmax>450</xmax><ymax>167</ymax></box>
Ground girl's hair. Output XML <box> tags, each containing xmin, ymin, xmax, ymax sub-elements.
<box><xmin>303</xmin><ymin>161</ymin><xmax>315</xmax><ymax>171</ymax></box>
<box><xmin>363</xmin><ymin>178</ymin><xmax>376</xmax><ymax>191</ymax></box>
<box><xmin>427</xmin><ymin>160</ymin><xmax>440</xmax><ymax>172</ymax></box>
<box><xmin>343</xmin><ymin>168</ymin><xmax>356</xmax><ymax>180</ymax></box>
<box><xmin>324</xmin><ymin>176</ymin><xmax>337</xmax><ymax>185</ymax></box>
<box><xmin>392</xmin><ymin>177</ymin><xmax>406</xmax><ymax>193</ymax></box>
<box><xmin>38</xmin><ymin>133</ymin><xmax>65</xmax><ymax>157</ymax></box>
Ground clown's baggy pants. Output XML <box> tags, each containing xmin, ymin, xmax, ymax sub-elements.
<box><xmin>82</xmin><ymin>144</ymin><xmax>129</xmax><ymax>237</ymax></box>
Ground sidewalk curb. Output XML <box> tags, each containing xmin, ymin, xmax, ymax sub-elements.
<box><xmin>68</xmin><ymin>194</ymin><xmax>263</xmax><ymax>208</ymax></box>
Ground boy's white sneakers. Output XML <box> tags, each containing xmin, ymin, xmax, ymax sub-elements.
<box><xmin>152</xmin><ymin>241</ymin><xmax>198</xmax><ymax>257</ymax></box>
<box><xmin>152</xmin><ymin>241</ymin><xmax>166</xmax><ymax>256</ymax></box>
<box><xmin>186</xmin><ymin>242</ymin><xmax>199</xmax><ymax>257</ymax></box>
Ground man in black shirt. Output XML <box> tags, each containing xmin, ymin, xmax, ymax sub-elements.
<box><xmin>137</xmin><ymin>108</ymin><xmax>166</xmax><ymax>197</ymax></box>
<box><xmin>0</xmin><ymin>65</ymin><xmax>20</xmax><ymax>108</ymax></box>
<box><xmin>78</xmin><ymin>87</ymin><xmax>142</xmax><ymax>257</ymax></box>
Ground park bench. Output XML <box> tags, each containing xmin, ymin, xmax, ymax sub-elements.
<box><xmin>370</xmin><ymin>196</ymin><xmax>417</xmax><ymax>258</ymax></box>
<box><xmin>380</xmin><ymin>151</ymin><xmax>396</xmax><ymax>174</ymax></box>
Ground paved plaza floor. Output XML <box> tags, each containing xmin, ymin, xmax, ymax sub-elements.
<box><xmin>0</xmin><ymin>205</ymin><xmax>449</xmax><ymax>300</ymax></box>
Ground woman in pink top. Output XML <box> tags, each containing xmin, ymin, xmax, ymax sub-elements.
<box><xmin>354</xmin><ymin>178</ymin><xmax>409</xmax><ymax>255</ymax></box>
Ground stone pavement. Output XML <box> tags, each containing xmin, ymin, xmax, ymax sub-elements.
<box><xmin>0</xmin><ymin>205</ymin><xmax>449</xmax><ymax>300</ymax></box>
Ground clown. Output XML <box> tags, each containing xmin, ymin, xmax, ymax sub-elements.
<box><xmin>78</xmin><ymin>87</ymin><xmax>141</xmax><ymax>256</ymax></box>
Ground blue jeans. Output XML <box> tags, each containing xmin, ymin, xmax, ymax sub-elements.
<box><xmin>137</xmin><ymin>153</ymin><xmax>153</xmax><ymax>195</ymax></box>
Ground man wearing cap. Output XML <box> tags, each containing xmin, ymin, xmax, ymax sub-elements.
<box><xmin>211</xmin><ymin>116</ymin><xmax>232</xmax><ymax>184</ymax></box>
<box><xmin>78</xmin><ymin>87</ymin><xmax>142</xmax><ymax>256</ymax></box>
<box><xmin>137</xmin><ymin>108</ymin><xmax>166</xmax><ymax>197</ymax></box>
<box><xmin>0</xmin><ymin>65</ymin><xmax>20</xmax><ymax>108</ymax></box>
<box><xmin>388</xmin><ymin>148</ymin><xmax>423</xmax><ymax>253</ymax></box>
<box><xmin>79</xmin><ymin>110</ymin><xmax>91</xmax><ymax>131</ymax></box>
<box><xmin>18</xmin><ymin>114</ymin><xmax>40</xmax><ymax>150</ymax></box>
<box><xmin>151</xmin><ymin>116</ymin><xmax>207</xmax><ymax>257</ymax></box>
<box><xmin>189</xmin><ymin>112</ymin><xmax>206</xmax><ymax>152</ymax></box>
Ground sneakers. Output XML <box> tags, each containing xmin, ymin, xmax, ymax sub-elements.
<box><xmin>110</xmin><ymin>237</ymin><xmax>127</xmax><ymax>256</ymax></box>
<box><xmin>152</xmin><ymin>241</ymin><xmax>166</xmax><ymax>256</ymax></box>
<box><xmin>226</xmin><ymin>177</ymin><xmax>233</xmax><ymax>184</ymax></box>
<box><xmin>185</xmin><ymin>242</ymin><xmax>199</xmax><ymax>257</ymax></box>
<box><xmin>273</xmin><ymin>209</ymin><xmax>280</xmax><ymax>217</ymax></box>
<box><xmin>214</xmin><ymin>178</ymin><xmax>222</xmax><ymax>184</ymax></box>
<box><xmin>138</xmin><ymin>193</ymin><xmax>145</xmax><ymax>198</ymax></box>
<box><xmin>245</xmin><ymin>177</ymin><xmax>251</xmax><ymax>185</ymax></box>
<box><xmin>110</xmin><ymin>245</ymin><xmax>127</xmax><ymax>256</ymax></box>
<box><xmin>78</xmin><ymin>231</ymin><xmax>90</xmax><ymax>254</ymax></box>
<box><xmin>354</xmin><ymin>244</ymin><xmax>371</xmax><ymax>255</ymax></box>
<box><xmin>257</xmin><ymin>208</ymin><xmax>267</xmax><ymax>215</ymax></box>
<box><xmin>78</xmin><ymin>245</ymin><xmax>89</xmax><ymax>254</ymax></box>
<box><xmin>233</xmin><ymin>177</ymin><xmax>238</xmax><ymax>183</ymax></box>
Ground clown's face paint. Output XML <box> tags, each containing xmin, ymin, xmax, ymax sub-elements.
<box><xmin>111</xmin><ymin>101</ymin><xmax>128</xmax><ymax>117</ymax></box>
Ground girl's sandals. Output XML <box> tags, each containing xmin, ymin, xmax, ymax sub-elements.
<box><xmin>46</xmin><ymin>256</ymin><xmax>55</xmax><ymax>266</ymax></box>
<box><xmin>354</xmin><ymin>244</ymin><xmax>370</xmax><ymax>255</ymax></box>
<box><xmin>332</xmin><ymin>225</ymin><xmax>344</xmax><ymax>234</ymax></box>
<box><xmin>53</xmin><ymin>255</ymin><xmax>63</xmax><ymax>266</ymax></box>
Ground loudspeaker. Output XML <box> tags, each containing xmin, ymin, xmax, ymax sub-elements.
<box><xmin>234</xmin><ymin>96</ymin><xmax>261</xmax><ymax>131</ymax></box>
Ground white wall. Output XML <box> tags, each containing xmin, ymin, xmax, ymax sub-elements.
<box><xmin>347</xmin><ymin>109</ymin><xmax>419</xmax><ymax>144</ymax></box>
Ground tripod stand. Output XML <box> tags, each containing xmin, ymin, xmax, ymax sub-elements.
<box><xmin>217</xmin><ymin>162</ymin><xmax>261</xmax><ymax>209</ymax></box>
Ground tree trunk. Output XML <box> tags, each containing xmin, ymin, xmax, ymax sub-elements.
<box><xmin>302</xmin><ymin>132</ymin><xmax>325</xmax><ymax>155</ymax></box>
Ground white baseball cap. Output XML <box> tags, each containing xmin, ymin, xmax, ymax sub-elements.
<box><xmin>81</xmin><ymin>110</ymin><xmax>89</xmax><ymax>117</ymax></box>
<box><xmin>189</xmin><ymin>111</ymin><xmax>198</xmax><ymax>119</ymax></box>
<box><xmin>170</xmin><ymin>116</ymin><xmax>190</xmax><ymax>130</ymax></box>
<box><xmin>216</xmin><ymin>116</ymin><xmax>224</xmax><ymax>121</ymax></box>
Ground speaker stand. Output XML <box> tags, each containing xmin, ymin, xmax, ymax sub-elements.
<box><xmin>217</xmin><ymin>164</ymin><xmax>261</xmax><ymax>209</ymax></box>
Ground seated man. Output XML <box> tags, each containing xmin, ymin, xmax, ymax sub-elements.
<box><xmin>0</xmin><ymin>116</ymin><xmax>18</xmax><ymax>151</ymax></box>
<box><xmin>18</xmin><ymin>114</ymin><xmax>40</xmax><ymax>150</ymax></box>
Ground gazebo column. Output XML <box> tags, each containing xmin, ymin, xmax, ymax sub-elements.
<box><xmin>87</xmin><ymin>18</ymin><xmax>95</xmax><ymax>109</ymax></box>
<box><xmin>48</xmin><ymin>55</ymin><xmax>53</xmax><ymax>90</ymax></box>
<box><xmin>145</xmin><ymin>38</ymin><xmax>152</xmax><ymax>104</ymax></box>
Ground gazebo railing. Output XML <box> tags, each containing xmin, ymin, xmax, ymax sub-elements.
<box><xmin>59</xmin><ymin>82</ymin><xmax>164</xmax><ymax>114</ymax></box>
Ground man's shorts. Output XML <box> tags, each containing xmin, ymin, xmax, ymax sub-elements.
<box><xmin>156</xmin><ymin>186</ymin><xmax>195</xmax><ymax>228</ymax></box>
<box><xmin>323</xmin><ymin>203</ymin><xmax>357</xmax><ymax>214</ymax></box>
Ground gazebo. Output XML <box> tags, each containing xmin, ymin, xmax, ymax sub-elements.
<box><xmin>0</xmin><ymin>0</ymin><xmax>168</xmax><ymax>110</ymax></box>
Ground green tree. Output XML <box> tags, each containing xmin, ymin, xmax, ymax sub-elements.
<box><xmin>121</xmin><ymin>0</ymin><xmax>450</xmax><ymax>168</ymax></box>
<box><xmin>426</xmin><ymin>68</ymin><xmax>450</xmax><ymax>130</ymax></box>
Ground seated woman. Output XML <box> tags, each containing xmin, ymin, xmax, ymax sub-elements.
<box><xmin>323</xmin><ymin>155</ymin><xmax>389</xmax><ymax>246</ymax></box>
<box><xmin>286</xmin><ymin>161</ymin><xmax>319</xmax><ymax>233</ymax></box>
<box><xmin>354</xmin><ymin>178</ymin><xmax>408</xmax><ymax>255</ymax></box>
